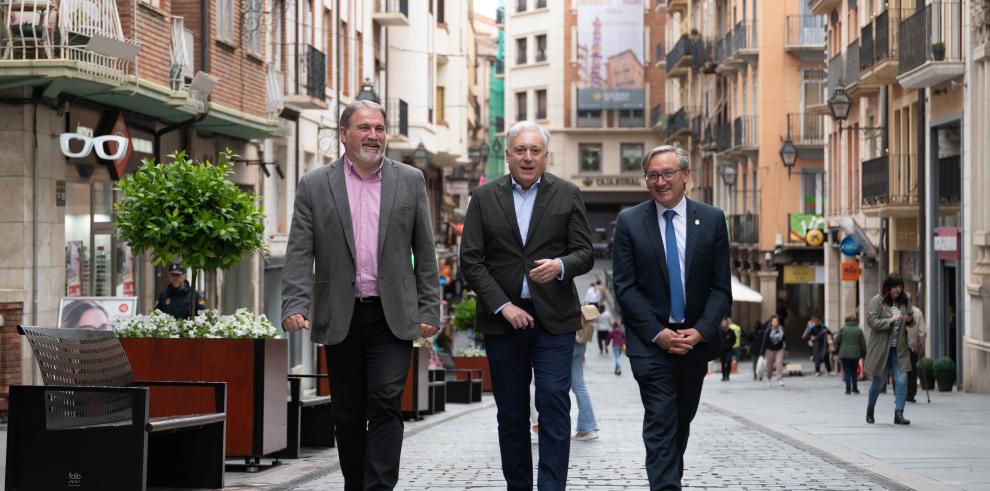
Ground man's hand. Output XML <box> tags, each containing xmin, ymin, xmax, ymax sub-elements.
<box><xmin>501</xmin><ymin>304</ymin><xmax>535</xmax><ymax>329</ymax></box>
<box><xmin>283</xmin><ymin>314</ymin><xmax>310</xmax><ymax>332</ymax></box>
<box><xmin>656</xmin><ymin>328</ymin><xmax>703</xmax><ymax>355</ymax></box>
<box><xmin>528</xmin><ymin>258</ymin><xmax>562</xmax><ymax>284</ymax></box>
<box><xmin>419</xmin><ymin>323</ymin><xmax>441</xmax><ymax>338</ymax></box>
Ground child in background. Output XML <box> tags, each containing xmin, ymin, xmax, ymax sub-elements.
<box><xmin>608</xmin><ymin>320</ymin><xmax>626</xmax><ymax>375</ymax></box>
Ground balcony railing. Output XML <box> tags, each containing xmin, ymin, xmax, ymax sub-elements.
<box><xmin>666</xmin><ymin>108</ymin><xmax>690</xmax><ymax>136</ymax></box>
<box><xmin>862</xmin><ymin>154</ymin><xmax>918</xmax><ymax>207</ymax></box>
<box><xmin>861</xmin><ymin>8</ymin><xmax>915</xmax><ymax>71</ymax></box>
<box><xmin>787</xmin><ymin>113</ymin><xmax>825</xmax><ymax>146</ymax></box>
<box><xmin>861</xmin><ymin>155</ymin><xmax>889</xmax><ymax>205</ymax></box>
<box><xmin>723</xmin><ymin>31</ymin><xmax>735</xmax><ymax>61</ymax></box>
<box><xmin>304</xmin><ymin>45</ymin><xmax>326</xmax><ymax>100</ymax></box>
<box><xmin>938</xmin><ymin>155</ymin><xmax>960</xmax><ymax>204</ymax></box>
<box><xmin>618</xmin><ymin>110</ymin><xmax>645</xmax><ymax>128</ymax></box>
<box><xmin>666</xmin><ymin>35</ymin><xmax>694</xmax><ymax>72</ymax></box>
<box><xmin>1</xmin><ymin>0</ymin><xmax>135</xmax><ymax>83</ymax></box>
<box><xmin>714</xmin><ymin>38</ymin><xmax>725</xmax><ymax>65</ymax></box>
<box><xmin>845</xmin><ymin>39</ymin><xmax>861</xmax><ymax>83</ymax></box>
<box><xmin>899</xmin><ymin>1</ymin><xmax>962</xmax><ymax>75</ymax></box>
<box><xmin>786</xmin><ymin>15</ymin><xmax>826</xmax><ymax>47</ymax></box>
<box><xmin>827</xmin><ymin>52</ymin><xmax>843</xmax><ymax>99</ymax></box>
<box><xmin>170</xmin><ymin>17</ymin><xmax>195</xmax><ymax>91</ymax></box>
<box><xmin>715</xmin><ymin>122</ymin><xmax>731</xmax><ymax>151</ymax></box>
<box><xmin>266</xmin><ymin>65</ymin><xmax>284</xmax><ymax>120</ymax></box>
<box><xmin>651</xmin><ymin>104</ymin><xmax>663</xmax><ymax>128</ymax></box>
<box><xmin>730</xmin><ymin>213</ymin><xmax>759</xmax><ymax>244</ymax></box>
<box><xmin>703</xmin><ymin>123</ymin><xmax>713</xmax><ymax>146</ymax></box>
<box><xmin>732</xmin><ymin>115</ymin><xmax>758</xmax><ymax>148</ymax></box>
<box><xmin>733</xmin><ymin>21</ymin><xmax>757</xmax><ymax>53</ymax></box>
<box><xmin>860</xmin><ymin>23</ymin><xmax>874</xmax><ymax>71</ymax></box>
<box><xmin>691</xmin><ymin>115</ymin><xmax>702</xmax><ymax>139</ymax></box>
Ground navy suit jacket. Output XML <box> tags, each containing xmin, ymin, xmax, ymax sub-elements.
<box><xmin>612</xmin><ymin>198</ymin><xmax>732</xmax><ymax>361</ymax></box>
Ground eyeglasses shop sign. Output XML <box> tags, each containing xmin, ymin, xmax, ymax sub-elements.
<box><xmin>934</xmin><ymin>227</ymin><xmax>959</xmax><ymax>260</ymax></box>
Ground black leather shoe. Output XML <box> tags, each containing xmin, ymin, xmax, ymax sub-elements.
<box><xmin>866</xmin><ymin>407</ymin><xmax>875</xmax><ymax>424</ymax></box>
<box><xmin>845</xmin><ymin>389</ymin><xmax>851</xmax><ymax>395</ymax></box>
<box><xmin>894</xmin><ymin>410</ymin><xmax>911</xmax><ymax>425</ymax></box>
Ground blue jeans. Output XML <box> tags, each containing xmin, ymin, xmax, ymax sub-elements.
<box><xmin>613</xmin><ymin>344</ymin><xmax>623</xmax><ymax>373</ymax></box>
<box><xmin>840</xmin><ymin>357</ymin><xmax>859</xmax><ymax>392</ymax></box>
<box><xmin>571</xmin><ymin>341</ymin><xmax>598</xmax><ymax>433</ymax></box>
<box><xmin>868</xmin><ymin>347</ymin><xmax>907</xmax><ymax>411</ymax></box>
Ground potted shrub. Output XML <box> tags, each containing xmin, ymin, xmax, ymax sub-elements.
<box><xmin>933</xmin><ymin>356</ymin><xmax>956</xmax><ymax>392</ymax></box>
<box><xmin>451</xmin><ymin>296</ymin><xmax>492</xmax><ymax>391</ymax></box>
<box><xmin>916</xmin><ymin>357</ymin><xmax>935</xmax><ymax>390</ymax></box>
<box><xmin>932</xmin><ymin>41</ymin><xmax>946</xmax><ymax>61</ymax></box>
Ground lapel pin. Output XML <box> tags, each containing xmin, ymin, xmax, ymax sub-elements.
<box><xmin>694</xmin><ymin>219</ymin><xmax>700</xmax><ymax>225</ymax></box>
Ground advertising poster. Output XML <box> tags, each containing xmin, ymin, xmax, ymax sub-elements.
<box><xmin>576</xmin><ymin>0</ymin><xmax>645</xmax><ymax>110</ymax></box>
<box><xmin>58</xmin><ymin>297</ymin><xmax>138</xmax><ymax>330</ymax></box>
<box><xmin>66</xmin><ymin>240</ymin><xmax>83</xmax><ymax>297</ymax></box>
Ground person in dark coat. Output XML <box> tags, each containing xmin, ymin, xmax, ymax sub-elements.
<box><xmin>749</xmin><ymin>319</ymin><xmax>765</xmax><ymax>380</ymax></box>
<box><xmin>719</xmin><ymin>318</ymin><xmax>736</xmax><ymax>381</ymax></box>
<box><xmin>803</xmin><ymin>314</ymin><xmax>832</xmax><ymax>375</ymax></box>
<box><xmin>155</xmin><ymin>263</ymin><xmax>206</xmax><ymax>319</ymax></box>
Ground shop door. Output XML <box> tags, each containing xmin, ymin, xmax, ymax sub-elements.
<box><xmin>64</xmin><ymin>181</ymin><xmax>138</xmax><ymax>300</ymax></box>
<box><xmin>937</xmin><ymin>261</ymin><xmax>962</xmax><ymax>385</ymax></box>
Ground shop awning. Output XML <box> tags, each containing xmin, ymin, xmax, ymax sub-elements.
<box><xmin>731</xmin><ymin>275</ymin><xmax>764</xmax><ymax>303</ymax></box>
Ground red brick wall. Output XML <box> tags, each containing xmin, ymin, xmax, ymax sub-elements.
<box><xmin>0</xmin><ymin>302</ymin><xmax>24</xmax><ymax>422</ymax></box>
<box><xmin>120</xmin><ymin>1</ymin><xmax>175</xmax><ymax>88</ymax></box>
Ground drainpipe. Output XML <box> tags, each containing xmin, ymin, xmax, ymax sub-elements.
<box><xmin>201</xmin><ymin>0</ymin><xmax>211</xmax><ymax>72</ymax></box>
<box><xmin>336</xmin><ymin>0</ymin><xmax>342</xmax><ymax>159</ymax></box>
<box><xmin>31</xmin><ymin>100</ymin><xmax>39</xmax><ymax>331</ymax></box>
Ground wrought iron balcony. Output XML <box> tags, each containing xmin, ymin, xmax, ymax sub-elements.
<box><xmin>859</xmin><ymin>7</ymin><xmax>915</xmax><ymax>84</ymax></box>
<box><xmin>691</xmin><ymin>115</ymin><xmax>702</xmax><ymax>140</ymax></box>
<box><xmin>827</xmin><ymin>52</ymin><xmax>843</xmax><ymax>100</ymax></box>
<box><xmin>651</xmin><ymin>104</ymin><xmax>663</xmax><ymax>129</ymax></box>
<box><xmin>786</xmin><ymin>113</ymin><xmax>825</xmax><ymax>147</ymax></box>
<box><xmin>897</xmin><ymin>1</ymin><xmax>964</xmax><ymax>88</ymax></box>
<box><xmin>785</xmin><ymin>15</ymin><xmax>826</xmax><ymax>63</ymax></box>
<box><xmin>731</xmin><ymin>115</ymin><xmax>758</xmax><ymax>149</ymax></box>
<box><xmin>862</xmin><ymin>154</ymin><xmax>919</xmax><ymax>212</ymax></box>
<box><xmin>304</xmin><ymin>44</ymin><xmax>326</xmax><ymax>100</ymax></box>
<box><xmin>730</xmin><ymin>213</ymin><xmax>759</xmax><ymax>245</ymax></box>
<box><xmin>732</xmin><ymin>21</ymin><xmax>758</xmax><ymax>64</ymax></box>
<box><xmin>372</xmin><ymin>0</ymin><xmax>410</xmax><ymax>26</ymax></box>
<box><xmin>666</xmin><ymin>107</ymin><xmax>690</xmax><ymax>137</ymax></box>
<box><xmin>666</xmin><ymin>35</ymin><xmax>694</xmax><ymax>76</ymax></box>
<box><xmin>715</xmin><ymin>122</ymin><xmax>731</xmax><ymax>152</ymax></box>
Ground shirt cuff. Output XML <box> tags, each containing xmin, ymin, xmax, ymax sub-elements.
<box><xmin>494</xmin><ymin>302</ymin><xmax>511</xmax><ymax>315</ymax></box>
<box><xmin>555</xmin><ymin>258</ymin><xmax>565</xmax><ymax>282</ymax></box>
<box><xmin>651</xmin><ymin>328</ymin><xmax>665</xmax><ymax>343</ymax></box>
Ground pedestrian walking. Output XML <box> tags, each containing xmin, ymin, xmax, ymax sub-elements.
<box><xmin>281</xmin><ymin>100</ymin><xmax>442</xmax><ymax>490</ymax></box>
<box><xmin>612</xmin><ymin>145</ymin><xmax>732</xmax><ymax>490</ymax></box>
<box><xmin>865</xmin><ymin>273</ymin><xmax>914</xmax><ymax>425</ymax></box>
<box><xmin>460</xmin><ymin>120</ymin><xmax>594</xmax><ymax>490</ymax></box>
<box><xmin>906</xmin><ymin>305</ymin><xmax>928</xmax><ymax>403</ymax></box>
<box><xmin>720</xmin><ymin>318</ymin><xmax>736</xmax><ymax>381</ymax></box>
<box><xmin>803</xmin><ymin>314</ymin><xmax>832</xmax><ymax>376</ymax></box>
<box><xmin>749</xmin><ymin>319</ymin><xmax>765</xmax><ymax>380</ymax></box>
<box><xmin>573</xmin><ymin>304</ymin><xmax>600</xmax><ymax>442</ymax></box>
<box><xmin>834</xmin><ymin>310</ymin><xmax>867</xmax><ymax>394</ymax></box>
<box><xmin>762</xmin><ymin>315</ymin><xmax>787</xmax><ymax>386</ymax></box>
<box><xmin>585</xmin><ymin>281</ymin><xmax>602</xmax><ymax>308</ymax></box>
<box><xmin>727</xmin><ymin>316</ymin><xmax>741</xmax><ymax>363</ymax></box>
<box><xmin>608</xmin><ymin>320</ymin><xmax>626</xmax><ymax>375</ymax></box>
<box><xmin>596</xmin><ymin>303</ymin><xmax>614</xmax><ymax>354</ymax></box>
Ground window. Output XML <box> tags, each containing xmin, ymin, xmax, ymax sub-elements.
<box><xmin>621</xmin><ymin>143</ymin><xmax>644</xmax><ymax>173</ymax></box>
<box><xmin>577</xmin><ymin>109</ymin><xmax>602</xmax><ymax>128</ymax></box>
<box><xmin>324</xmin><ymin>8</ymin><xmax>332</xmax><ymax>88</ymax></box>
<box><xmin>341</xmin><ymin>20</ymin><xmax>349</xmax><ymax>95</ymax></box>
<box><xmin>801</xmin><ymin>170</ymin><xmax>824</xmax><ymax>214</ymax></box>
<box><xmin>274</xmin><ymin>1</ymin><xmax>283</xmax><ymax>68</ymax></box>
<box><xmin>437</xmin><ymin>0</ymin><xmax>445</xmax><ymax>23</ymax></box>
<box><xmin>437</xmin><ymin>86</ymin><xmax>446</xmax><ymax>123</ymax></box>
<box><xmin>618</xmin><ymin>109</ymin><xmax>645</xmax><ymax>127</ymax></box>
<box><xmin>356</xmin><ymin>31</ymin><xmax>363</xmax><ymax>88</ymax></box>
<box><xmin>535</xmin><ymin>89</ymin><xmax>547</xmax><ymax>120</ymax></box>
<box><xmin>535</xmin><ymin>34</ymin><xmax>547</xmax><ymax>62</ymax></box>
<box><xmin>302</xmin><ymin>0</ymin><xmax>312</xmax><ymax>46</ymax></box>
<box><xmin>536</xmin><ymin>0</ymin><xmax>546</xmax><ymax>8</ymax></box>
<box><xmin>140</xmin><ymin>0</ymin><xmax>160</xmax><ymax>8</ymax></box>
<box><xmin>246</xmin><ymin>0</ymin><xmax>263</xmax><ymax>55</ymax></box>
<box><xmin>579</xmin><ymin>144</ymin><xmax>603</xmax><ymax>172</ymax></box>
<box><xmin>516</xmin><ymin>91</ymin><xmax>527</xmax><ymax>121</ymax></box>
<box><xmin>516</xmin><ymin>37</ymin><xmax>527</xmax><ymax>65</ymax></box>
<box><xmin>399</xmin><ymin>99</ymin><xmax>409</xmax><ymax>136</ymax></box>
<box><xmin>216</xmin><ymin>0</ymin><xmax>234</xmax><ymax>44</ymax></box>
<box><xmin>517</xmin><ymin>0</ymin><xmax>527</xmax><ymax>13</ymax></box>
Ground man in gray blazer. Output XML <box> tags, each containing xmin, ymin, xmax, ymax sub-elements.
<box><xmin>281</xmin><ymin>100</ymin><xmax>441</xmax><ymax>490</ymax></box>
<box><xmin>460</xmin><ymin>121</ymin><xmax>594</xmax><ymax>490</ymax></box>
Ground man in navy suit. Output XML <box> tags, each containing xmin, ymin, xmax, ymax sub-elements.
<box><xmin>612</xmin><ymin>145</ymin><xmax>732</xmax><ymax>490</ymax></box>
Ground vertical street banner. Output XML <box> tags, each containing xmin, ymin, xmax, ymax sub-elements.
<box><xmin>576</xmin><ymin>0</ymin><xmax>645</xmax><ymax>110</ymax></box>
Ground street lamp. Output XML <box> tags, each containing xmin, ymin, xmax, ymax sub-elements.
<box><xmin>828</xmin><ymin>87</ymin><xmax>852</xmax><ymax>123</ymax></box>
<box><xmin>412</xmin><ymin>142</ymin><xmax>430</xmax><ymax>167</ymax></box>
<box><xmin>720</xmin><ymin>163</ymin><xmax>737</xmax><ymax>187</ymax></box>
<box><xmin>356</xmin><ymin>78</ymin><xmax>380</xmax><ymax>104</ymax></box>
<box><xmin>779</xmin><ymin>138</ymin><xmax>798</xmax><ymax>177</ymax></box>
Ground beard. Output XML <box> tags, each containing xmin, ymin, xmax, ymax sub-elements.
<box><xmin>353</xmin><ymin>140</ymin><xmax>386</xmax><ymax>165</ymax></box>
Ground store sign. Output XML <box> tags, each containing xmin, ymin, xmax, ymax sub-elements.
<box><xmin>934</xmin><ymin>227</ymin><xmax>960</xmax><ymax>260</ymax></box>
<box><xmin>784</xmin><ymin>265</ymin><xmax>825</xmax><ymax>284</ymax></box>
<box><xmin>581</xmin><ymin>176</ymin><xmax>642</xmax><ymax>187</ymax></box>
<box><xmin>101</xmin><ymin>113</ymin><xmax>133</xmax><ymax>180</ymax></box>
<box><xmin>840</xmin><ymin>236</ymin><xmax>862</xmax><ymax>257</ymax></box>
<box><xmin>840</xmin><ymin>261</ymin><xmax>862</xmax><ymax>281</ymax></box>
<box><xmin>58</xmin><ymin>112</ymin><xmax>133</xmax><ymax>180</ymax></box>
<box><xmin>789</xmin><ymin>213</ymin><xmax>826</xmax><ymax>245</ymax></box>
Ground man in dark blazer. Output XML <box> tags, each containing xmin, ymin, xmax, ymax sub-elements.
<box><xmin>281</xmin><ymin>101</ymin><xmax>440</xmax><ymax>490</ymax></box>
<box><xmin>612</xmin><ymin>145</ymin><xmax>731</xmax><ymax>490</ymax></box>
<box><xmin>460</xmin><ymin>121</ymin><xmax>593</xmax><ymax>490</ymax></box>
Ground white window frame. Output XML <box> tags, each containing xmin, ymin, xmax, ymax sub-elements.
<box><xmin>217</xmin><ymin>0</ymin><xmax>235</xmax><ymax>44</ymax></box>
<box><xmin>246</xmin><ymin>0</ymin><xmax>263</xmax><ymax>56</ymax></box>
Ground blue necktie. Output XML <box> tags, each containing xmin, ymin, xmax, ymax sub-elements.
<box><xmin>663</xmin><ymin>210</ymin><xmax>685</xmax><ymax>323</ymax></box>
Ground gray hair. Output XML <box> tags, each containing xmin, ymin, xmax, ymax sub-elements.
<box><xmin>339</xmin><ymin>100</ymin><xmax>387</xmax><ymax>129</ymax></box>
<box><xmin>641</xmin><ymin>145</ymin><xmax>689</xmax><ymax>173</ymax></box>
<box><xmin>505</xmin><ymin>121</ymin><xmax>551</xmax><ymax>151</ymax></box>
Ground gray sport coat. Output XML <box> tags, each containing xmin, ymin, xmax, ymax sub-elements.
<box><xmin>281</xmin><ymin>157</ymin><xmax>441</xmax><ymax>345</ymax></box>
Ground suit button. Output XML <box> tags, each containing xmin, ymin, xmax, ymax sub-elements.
<box><xmin>351</xmin><ymin>280</ymin><xmax>355</xmax><ymax>285</ymax></box>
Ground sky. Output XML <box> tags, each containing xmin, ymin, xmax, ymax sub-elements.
<box><xmin>473</xmin><ymin>0</ymin><xmax>499</xmax><ymax>18</ymax></box>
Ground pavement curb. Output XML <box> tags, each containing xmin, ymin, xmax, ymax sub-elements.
<box><xmin>704</xmin><ymin>400</ymin><xmax>962</xmax><ymax>491</ymax></box>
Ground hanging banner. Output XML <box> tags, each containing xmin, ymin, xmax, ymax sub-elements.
<box><xmin>576</xmin><ymin>0</ymin><xmax>645</xmax><ymax>110</ymax></box>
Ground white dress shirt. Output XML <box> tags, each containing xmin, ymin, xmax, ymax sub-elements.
<box><xmin>656</xmin><ymin>196</ymin><xmax>688</xmax><ymax>324</ymax></box>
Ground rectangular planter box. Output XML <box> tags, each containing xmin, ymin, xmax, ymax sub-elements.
<box><xmin>452</xmin><ymin>356</ymin><xmax>492</xmax><ymax>392</ymax></box>
<box><xmin>120</xmin><ymin>338</ymin><xmax>288</xmax><ymax>459</ymax></box>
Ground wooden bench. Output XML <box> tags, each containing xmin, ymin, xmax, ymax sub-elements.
<box><xmin>5</xmin><ymin>326</ymin><xmax>227</xmax><ymax>491</ymax></box>
<box><xmin>278</xmin><ymin>374</ymin><xmax>334</xmax><ymax>459</ymax></box>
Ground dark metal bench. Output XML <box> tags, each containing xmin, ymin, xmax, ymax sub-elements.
<box><xmin>278</xmin><ymin>374</ymin><xmax>334</xmax><ymax>459</ymax></box>
<box><xmin>438</xmin><ymin>353</ymin><xmax>483</xmax><ymax>404</ymax></box>
<box><xmin>5</xmin><ymin>326</ymin><xmax>227</xmax><ymax>491</ymax></box>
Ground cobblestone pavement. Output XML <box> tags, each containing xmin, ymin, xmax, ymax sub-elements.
<box><xmin>292</xmin><ymin>349</ymin><xmax>909</xmax><ymax>490</ymax></box>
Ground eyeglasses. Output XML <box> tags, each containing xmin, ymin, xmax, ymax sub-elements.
<box><xmin>59</xmin><ymin>133</ymin><xmax>130</xmax><ymax>160</ymax></box>
<box><xmin>644</xmin><ymin>169</ymin><xmax>683</xmax><ymax>183</ymax></box>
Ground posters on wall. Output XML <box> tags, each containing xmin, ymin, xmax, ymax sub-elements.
<box><xmin>66</xmin><ymin>240</ymin><xmax>83</xmax><ymax>297</ymax></box>
<box><xmin>575</xmin><ymin>0</ymin><xmax>645</xmax><ymax>110</ymax></box>
<box><xmin>58</xmin><ymin>297</ymin><xmax>137</xmax><ymax>330</ymax></box>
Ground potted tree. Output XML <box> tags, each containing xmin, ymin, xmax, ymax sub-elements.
<box><xmin>451</xmin><ymin>296</ymin><xmax>492</xmax><ymax>391</ymax></box>
<box><xmin>916</xmin><ymin>357</ymin><xmax>935</xmax><ymax>390</ymax></box>
<box><xmin>933</xmin><ymin>356</ymin><xmax>956</xmax><ymax>392</ymax></box>
<box><xmin>932</xmin><ymin>41</ymin><xmax>946</xmax><ymax>61</ymax></box>
<box><xmin>114</xmin><ymin>151</ymin><xmax>285</xmax><ymax>461</ymax></box>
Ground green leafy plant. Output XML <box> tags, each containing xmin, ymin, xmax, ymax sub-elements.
<box><xmin>932</xmin><ymin>41</ymin><xmax>946</xmax><ymax>50</ymax></box>
<box><xmin>916</xmin><ymin>357</ymin><xmax>935</xmax><ymax>373</ymax></box>
<box><xmin>114</xmin><ymin>150</ymin><xmax>266</xmax><ymax>317</ymax></box>
<box><xmin>933</xmin><ymin>356</ymin><xmax>956</xmax><ymax>374</ymax></box>
<box><xmin>452</xmin><ymin>297</ymin><xmax>477</xmax><ymax>332</ymax></box>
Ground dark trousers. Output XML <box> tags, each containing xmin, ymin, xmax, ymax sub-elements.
<box><xmin>719</xmin><ymin>351</ymin><xmax>733</xmax><ymax>380</ymax></box>
<box><xmin>325</xmin><ymin>299</ymin><xmax>412</xmax><ymax>491</ymax></box>
<box><xmin>630</xmin><ymin>352</ymin><xmax>708</xmax><ymax>491</ymax></box>
<box><xmin>597</xmin><ymin>329</ymin><xmax>610</xmax><ymax>353</ymax></box>
<box><xmin>814</xmin><ymin>348</ymin><xmax>832</xmax><ymax>374</ymax></box>
<box><xmin>907</xmin><ymin>349</ymin><xmax>919</xmax><ymax>400</ymax></box>
<box><xmin>485</xmin><ymin>311</ymin><xmax>574</xmax><ymax>491</ymax></box>
<box><xmin>840</xmin><ymin>358</ymin><xmax>859</xmax><ymax>392</ymax></box>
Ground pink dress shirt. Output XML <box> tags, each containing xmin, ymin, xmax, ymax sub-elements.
<box><xmin>343</xmin><ymin>157</ymin><xmax>382</xmax><ymax>298</ymax></box>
